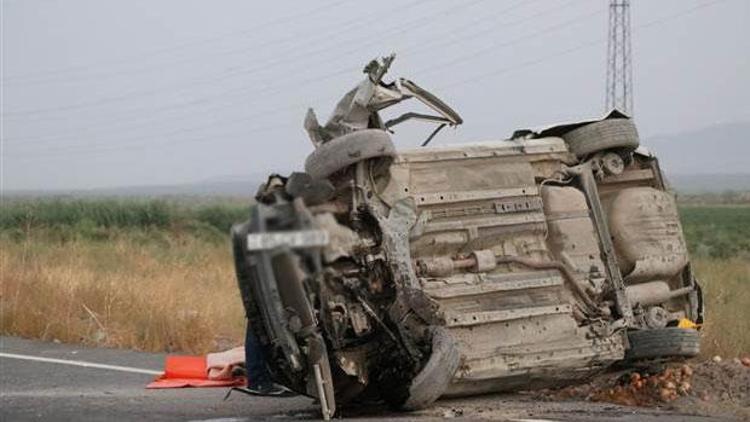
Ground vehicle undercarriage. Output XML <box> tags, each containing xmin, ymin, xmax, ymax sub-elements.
<box><xmin>231</xmin><ymin>55</ymin><xmax>703</xmax><ymax>419</ymax></box>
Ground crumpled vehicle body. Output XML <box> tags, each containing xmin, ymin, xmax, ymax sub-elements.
<box><xmin>231</xmin><ymin>56</ymin><xmax>703</xmax><ymax>419</ymax></box>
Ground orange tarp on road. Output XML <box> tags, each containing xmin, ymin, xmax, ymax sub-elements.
<box><xmin>147</xmin><ymin>355</ymin><xmax>245</xmax><ymax>389</ymax></box>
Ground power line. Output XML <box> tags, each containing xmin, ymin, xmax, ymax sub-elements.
<box><xmin>398</xmin><ymin>0</ymin><xmax>569</xmax><ymax>56</ymax></box>
<box><xmin>1</xmin><ymin>0</ymin><xmax>351</xmax><ymax>83</ymax></box>
<box><xmin>5</xmin><ymin>2</ymin><xmax>588</xmax><ymax>150</ymax></box>
<box><xmin>442</xmin><ymin>0</ymin><xmax>728</xmax><ymax>91</ymax></box>
<box><xmin>4</xmin><ymin>0</ymin><xmax>520</xmax><ymax>151</ymax></box>
<box><xmin>6</xmin><ymin>0</ymin><xmax>554</xmax><ymax>142</ymax></box>
<box><xmin>7</xmin><ymin>1</ymin><xmax>506</xmax><ymax>148</ymax></box>
<box><xmin>3</xmin><ymin>65</ymin><xmax>357</xmax><ymax>145</ymax></box>
<box><xmin>6</xmin><ymin>122</ymin><xmax>298</xmax><ymax>160</ymax></box>
<box><xmin>413</xmin><ymin>7</ymin><xmax>605</xmax><ymax>75</ymax></box>
<box><xmin>2</xmin><ymin>0</ymin><xmax>436</xmax><ymax>88</ymax></box>
<box><xmin>2</xmin><ymin>0</ymin><xmax>480</xmax><ymax>118</ymax></box>
<box><xmin>6</xmin><ymin>89</ymin><xmax>338</xmax><ymax>148</ymax></box>
<box><xmin>5</xmin><ymin>0</ymin><xmax>728</xmax><ymax>160</ymax></box>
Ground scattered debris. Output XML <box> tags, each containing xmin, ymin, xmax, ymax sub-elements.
<box><xmin>587</xmin><ymin>364</ymin><xmax>695</xmax><ymax>406</ymax></box>
<box><xmin>541</xmin><ymin>358</ymin><xmax>750</xmax><ymax>419</ymax></box>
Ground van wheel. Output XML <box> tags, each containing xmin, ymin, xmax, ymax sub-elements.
<box><xmin>626</xmin><ymin>327</ymin><xmax>700</xmax><ymax>360</ymax></box>
<box><xmin>304</xmin><ymin>129</ymin><xmax>396</xmax><ymax>179</ymax></box>
<box><xmin>562</xmin><ymin>119</ymin><xmax>639</xmax><ymax>157</ymax></box>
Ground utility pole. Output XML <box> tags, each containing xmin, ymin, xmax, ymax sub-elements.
<box><xmin>605</xmin><ymin>0</ymin><xmax>633</xmax><ymax>114</ymax></box>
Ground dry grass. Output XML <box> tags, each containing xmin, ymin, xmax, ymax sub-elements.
<box><xmin>0</xmin><ymin>233</ymin><xmax>245</xmax><ymax>354</ymax></box>
<box><xmin>0</xmin><ymin>199</ymin><xmax>747</xmax><ymax>358</ymax></box>
<box><xmin>692</xmin><ymin>257</ymin><xmax>750</xmax><ymax>358</ymax></box>
<box><xmin>3</xmin><ymin>236</ymin><xmax>746</xmax><ymax>358</ymax></box>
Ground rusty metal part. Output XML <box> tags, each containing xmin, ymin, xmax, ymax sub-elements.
<box><xmin>416</xmin><ymin>256</ymin><xmax>455</xmax><ymax>277</ymax></box>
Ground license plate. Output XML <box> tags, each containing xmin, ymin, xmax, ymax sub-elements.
<box><xmin>246</xmin><ymin>229</ymin><xmax>329</xmax><ymax>251</ymax></box>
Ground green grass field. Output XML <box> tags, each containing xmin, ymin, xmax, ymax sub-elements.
<box><xmin>2</xmin><ymin>198</ymin><xmax>746</xmax><ymax>258</ymax></box>
<box><xmin>677</xmin><ymin>205</ymin><xmax>750</xmax><ymax>357</ymax></box>
<box><xmin>0</xmin><ymin>198</ymin><xmax>249</xmax><ymax>243</ymax></box>
<box><xmin>0</xmin><ymin>197</ymin><xmax>747</xmax><ymax>356</ymax></box>
<box><xmin>679</xmin><ymin>205</ymin><xmax>750</xmax><ymax>259</ymax></box>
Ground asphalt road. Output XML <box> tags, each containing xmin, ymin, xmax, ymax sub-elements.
<box><xmin>0</xmin><ymin>336</ymin><xmax>737</xmax><ymax>421</ymax></box>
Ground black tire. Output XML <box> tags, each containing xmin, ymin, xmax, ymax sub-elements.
<box><xmin>400</xmin><ymin>327</ymin><xmax>460</xmax><ymax>411</ymax></box>
<box><xmin>626</xmin><ymin>327</ymin><xmax>700</xmax><ymax>360</ymax></box>
<box><xmin>304</xmin><ymin>129</ymin><xmax>396</xmax><ymax>179</ymax></box>
<box><xmin>561</xmin><ymin>119</ymin><xmax>639</xmax><ymax>157</ymax></box>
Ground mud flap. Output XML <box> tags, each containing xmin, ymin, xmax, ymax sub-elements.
<box><xmin>402</xmin><ymin>327</ymin><xmax>460</xmax><ymax>411</ymax></box>
<box><xmin>684</xmin><ymin>265</ymin><xmax>705</xmax><ymax>325</ymax></box>
<box><xmin>692</xmin><ymin>279</ymin><xmax>705</xmax><ymax>325</ymax></box>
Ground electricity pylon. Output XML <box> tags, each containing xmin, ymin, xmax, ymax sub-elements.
<box><xmin>605</xmin><ymin>0</ymin><xmax>633</xmax><ymax>114</ymax></box>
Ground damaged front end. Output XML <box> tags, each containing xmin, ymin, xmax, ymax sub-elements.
<box><xmin>232</xmin><ymin>174</ymin><xmax>456</xmax><ymax>419</ymax></box>
<box><xmin>232</xmin><ymin>57</ymin><xmax>464</xmax><ymax>417</ymax></box>
<box><xmin>231</xmin><ymin>190</ymin><xmax>335</xmax><ymax>416</ymax></box>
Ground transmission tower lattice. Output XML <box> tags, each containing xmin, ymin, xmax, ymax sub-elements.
<box><xmin>605</xmin><ymin>0</ymin><xmax>633</xmax><ymax>114</ymax></box>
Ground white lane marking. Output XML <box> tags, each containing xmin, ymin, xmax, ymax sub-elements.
<box><xmin>0</xmin><ymin>352</ymin><xmax>162</xmax><ymax>375</ymax></box>
<box><xmin>188</xmin><ymin>419</ymin><xmax>248</xmax><ymax>422</ymax></box>
<box><xmin>511</xmin><ymin>419</ymin><xmax>561</xmax><ymax>422</ymax></box>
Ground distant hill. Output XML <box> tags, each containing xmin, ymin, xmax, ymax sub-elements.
<box><xmin>2</xmin><ymin>175</ymin><xmax>265</xmax><ymax>199</ymax></box>
<box><xmin>640</xmin><ymin>121</ymin><xmax>750</xmax><ymax>193</ymax></box>
<box><xmin>7</xmin><ymin>171</ymin><xmax>746</xmax><ymax>199</ymax></box>
<box><xmin>666</xmin><ymin>173</ymin><xmax>750</xmax><ymax>194</ymax></box>
<box><xmin>642</xmin><ymin>121</ymin><xmax>749</xmax><ymax>176</ymax></box>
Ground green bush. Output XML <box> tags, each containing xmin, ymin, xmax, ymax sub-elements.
<box><xmin>679</xmin><ymin>206</ymin><xmax>750</xmax><ymax>259</ymax></box>
<box><xmin>194</xmin><ymin>205</ymin><xmax>248</xmax><ymax>233</ymax></box>
<box><xmin>0</xmin><ymin>198</ymin><xmax>248</xmax><ymax>242</ymax></box>
<box><xmin>0</xmin><ymin>198</ymin><xmax>174</xmax><ymax>230</ymax></box>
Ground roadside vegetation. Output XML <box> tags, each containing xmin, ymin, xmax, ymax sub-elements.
<box><xmin>679</xmin><ymin>205</ymin><xmax>750</xmax><ymax>259</ymax></box>
<box><xmin>0</xmin><ymin>198</ymin><xmax>249</xmax><ymax>354</ymax></box>
<box><xmin>677</xmin><ymin>204</ymin><xmax>750</xmax><ymax>358</ymax></box>
<box><xmin>1</xmin><ymin>196</ymin><xmax>748</xmax><ymax>356</ymax></box>
<box><xmin>0</xmin><ymin>197</ymin><xmax>248</xmax><ymax>243</ymax></box>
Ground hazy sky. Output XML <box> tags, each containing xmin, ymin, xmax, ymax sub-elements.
<box><xmin>2</xmin><ymin>0</ymin><xmax>749</xmax><ymax>191</ymax></box>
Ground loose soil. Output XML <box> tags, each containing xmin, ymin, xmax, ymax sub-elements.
<box><xmin>538</xmin><ymin>357</ymin><xmax>750</xmax><ymax>420</ymax></box>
